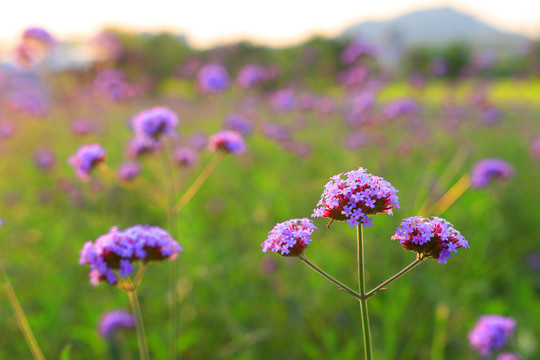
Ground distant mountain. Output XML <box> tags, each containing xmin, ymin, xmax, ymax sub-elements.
<box><xmin>341</xmin><ymin>6</ymin><xmax>531</xmax><ymax>66</ymax></box>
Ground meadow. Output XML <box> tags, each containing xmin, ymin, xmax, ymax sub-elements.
<box><xmin>0</xmin><ymin>34</ymin><xmax>539</xmax><ymax>360</ymax></box>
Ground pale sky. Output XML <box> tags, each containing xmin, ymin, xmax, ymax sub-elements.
<box><xmin>0</xmin><ymin>0</ymin><xmax>539</xmax><ymax>48</ymax></box>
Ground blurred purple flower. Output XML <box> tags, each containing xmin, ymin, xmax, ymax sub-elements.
<box><xmin>33</xmin><ymin>147</ymin><xmax>55</xmax><ymax>171</ymax></box>
<box><xmin>338</xmin><ymin>65</ymin><xmax>369</xmax><ymax>87</ymax></box>
<box><xmin>526</xmin><ymin>251</ymin><xmax>540</xmax><ymax>270</ymax></box>
<box><xmin>483</xmin><ymin>107</ymin><xmax>502</xmax><ymax>125</ymax></box>
<box><xmin>92</xmin><ymin>30</ymin><xmax>124</xmax><ymax>61</ymax></box>
<box><xmin>312</xmin><ymin>167</ymin><xmax>400</xmax><ymax>228</ymax></box>
<box><xmin>262</xmin><ymin>218</ymin><xmax>317</xmax><ymax>256</ymax></box>
<box><xmin>531</xmin><ymin>135</ymin><xmax>540</xmax><ymax>159</ymax></box>
<box><xmin>117</xmin><ymin>161</ymin><xmax>141</xmax><ymax>181</ymax></box>
<box><xmin>188</xmin><ymin>132</ymin><xmax>208</xmax><ymax>150</ymax></box>
<box><xmin>471</xmin><ymin>158</ymin><xmax>514</xmax><ymax>188</ymax></box>
<box><xmin>431</xmin><ymin>58</ymin><xmax>448</xmax><ymax>77</ymax></box>
<box><xmin>468</xmin><ymin>315</ymin><xmax>516</xmax><ymax>357</ymax></box>
<box><xmin>271</xmin><ymin>89</ymin><xmax>295</xmax><ymax>111</ymax></box>
<box><xmin>68</xmin><ymin>144</ymin><xmax>106</xmax><ymax>181</ymax></box>
<box><xmin>236</xmin><ymin>64</ymin><xmax>267</xmax><ymax>89</ymax></box>
<box><xmin>71</xmin><ymin>119</ymin><xmax>94</xmax><ymax>136</ymax></box>
<box><xmin>392</xmin><ymin>216</ymin><xmax>469</xmax><ymax>263</ymax></box>
<box><xmin>93</xmin><ymin>69</ymin><xmax>134</xmax><ymax>101</ymax></box>
<box><xmin>496</xmin><ymin>353</ymin><xmax>522</xmax><ymax>360</ymax></box>
<box><xmin>345</xmin><ymin>132</ymin><xmax>367</xmax><ymax>150</ymax></box>
<box><xmin>260</xmin><ymin>122</ymin><xmax>292</xmax><ymax>144</ymax></box>
<box><xmin>341</xmin><ymin>40</ymin><xmax>376</xmax><ymax>65</ymax></box>
<box><xmin>172</xmin><ymin>147</ymin><xmax>199</xmax><ymax>167</ymax></box>
<box><xmin>80</xmin><ymin>225</ymin><xmax>182</xmax><ymax>286</ymax></box>
<box><xmin>208</xmin><ymin>130</ymin><xmax>246</xmax><ymax>154</ymax></box>
<box><xmin>197</xmin><ymin>63</ymin><xmax>230</xmax><ymax>93</ymax></box>
<box><xmin>125</xmin><ymin>137</ymin><xmax>160</xmax><ymax>159</ymax></box>
<box><xmin>223</xmin><ymin>113</ymin><xmax>253</xmax><ymax>136</ymax></box>
<box><xmin>131</xmin><ymin>106</ymin><xmax>178</xmax><ymax>141</ymax></box>
<box><xmin>98</xmin><ymin>309</ymin><xmax>136</xmax><ymax>339</ymax></box>
<box><xmin>383</xmin><ymin>99</ymin><xmax>420</xmax><ymax>120</ymax></box>
<box><xmin>22</xmin><ymin>27</ymin><xmax>55</xmax><ymax>47</ymax></box>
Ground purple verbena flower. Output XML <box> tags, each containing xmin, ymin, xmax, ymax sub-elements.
<box><xmin>223</xmin><ymin>113</ymin><xmax>253</xmax><ymax>136</ymax></box>
<box><xmin>236</xmin><ymin>64</ymin><xmax>267</xmax><ymax>89</ymax></box>
<box><xmin>341</xmin><ymin>40</ymin><xmax>376</xmax><ymax>65</ymax></box>
<box><xmin>271</xmin><ymin>89</ymin><xmax>295</xmax><ymax>111</ymax></box>
<box><xmin>131</xmin><ymin>107</ymin><xmax>178</xmax><ymax>140</ymax></box>
<box><xmin>208</xmin><ymin>130</ymin><xmax>246</xmax><ymax>154</ymax></box>
<box><xmin>93</xmin><ymin>69</ymin><xmax>134</xmax><ymax>101</ymax></box>
<box><xmin>197</xmin><ymin>63</ymin><xmax>230</xmax><ymax>93</ymax></box>
<box><xmin>530</xmin><ymin>134</ymin><xmax>540</xmax><ymax>159</ymax></box>
<box><xmin>33</xmin><ymin>147</ymin><xmax>55</xmax><ymax>171</ymax></box>
<box><xmin>392</xmin><ymin>216</ymin><xmax>469</xmax><ymax>263</ymax></box>
<box><xmin>71</xmin><ymin>119</ymin><xmax>94</xmax><ymax>136</ymax></box>
<box><xmin>22</xmin><ymin>27</ymin><xmax>55</xmax><ymax>47</ymax></box>
<box><xmin>383</xmin><ymin>99</ymin><xmax>420</xmax><ymax>120</ymax></box>
<box><xmin>117</xmin><ymin>161</ymin><xmax>141</xmax><ymax>181</ymax></box>
<box><xmin>79</xmin><ymin>225</ymin><xmax>182</xmax><ymax>286</ymax></box>
<box><xmin>172</xmin><ymin>147</ymin><xmax>198</xmax><ymax>167</ymax></box>
<box><xmin>262</xmin><ymin>218</ymin><xmax>317</xmax><ymax>256</ymax></box>
<box><xmin>471</xmin><ymin>158</ymin><xmax>514</xmax><ymax>188</ymax></box>
<box><xmin>125</xmin><ymin>137</ymin><xmax>160</xmax><ymax>159</ymax></box>
<box><xmin>497</xmin><ymin>353</ymin><xmax>522</xmax><ymax>360</ymax></box>
<box><xmin>68</xmin><ymin>144</ymin><xmax>106</xmax><ymax>181</ymax></box>
<box><xmin>98</xmin><ymin>309</ymin><xmax>136</xmax><ymax>339</ymax></box>
<box><xmin>468</xmin><ymin>315</ymin><xmax>516</xmax><ymax>357</ymax></box>
<box><xmin>312</xmin><ymin>167</ymin><xmax>400</xmax><ymax>228</ymax></box>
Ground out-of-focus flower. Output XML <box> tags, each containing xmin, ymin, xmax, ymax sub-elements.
<box><xmin>208</xmin><ymin>130</ymin><xmax>246</xmax><ymax>154</ymax></box>
<box><xmin>117</xmin><ymin>161</ymin><xmax>141</xmax><ymax>181</ymax></box>
<box><xmin>22</xmin><ymin>27</ymin><xmax>55</xmax><ymax>47</ymax></box>
<box><xmin>345</xmin><ymin>132</ymin><xmax>367</xmax><ymax>150</ymax></box>
<box><xmin>496</xmin><ymin>353</ymin><xmax>522</xmax><ymax>360</ymax></box>
<box><xmin>530</xmin><ymin>134</ymin><xmax>540</xmax><ymax>159</ymax></box>
<box><xmin>197</xmin><ymin>63</ymin><xmax>230</xmax><ymax>93</ymax></box>
<box><xmin>431</xmin><ymin>58</ymin><xmax>448</xmax><ymax>77</ymax></box>
<box><xmin>79</xmin><ymin>225</ymin><xmax>182</xmax><ymax>286</ymax></box>
<box><xmin>92</xmin><ymin>30</ymin><xmax>124</xmax><ymax>61</ymax></box>
<box><xmin>471</xmin><ymin>158</ymin><xmax>514</xmax><ymax>188</ymax></box>
<box><xmin>483</xmin><ymin>107</ymin><xmax>502</xmax><ymax>125</ymax></box>
<box><xmin>71</xmin><ymin>119</ymin><xmax>94</xmax><ymax>136</ymax></box>
<box><xmin>260</xmin><ymin>122</ymin><xmax>292</xmax><ymax>144</ymax></box>
<box><xmin>172</xmin><ymin>147</ymin><xmax>198</xmax><ymax>167</ymax></box>
<box><xmin>125</xmin><ymin>137</ymin><xmax>160</xmax><ymax>159</ymax></box>
<box><xmin>341</xmin><ymin>40</ymin><xmax>376</xmax><ymax>65</ymax></box>
<box><xmin>188</xmin><ymin>132</ymin><xmax>208</xmax><ymax>150</ymax></box>
<box><xmin>262</xmin><ymin>218</ymin><xmax>317</xmax><ymax>256</ymax></box>
<box><xmin>312</xmin><ymin>167</ymin><xmax>400</xmax><ymax>228</ymax></box>
<box><xmin>271</xmin><ymin>89</ymin><xmax>295</xmax><ymax>111</ymax></box>
<box><xmin>526</xmin><ymin>251</ymin><xmax>540</xmax><ymax>271</ymax></box>
<box><xmin>236</xmin><ymin>64</ymin><xmax>267</xmax><ymax>89</ymax></box>
<box><xmin>383</xmin><ymin>99</ymin><xmax>420</xmax><ymax>120</ymax></box>
<box><xmin>131</xmin><ymin>106</ymin><xmax>178</xmax><ymax>141</ymax></box>
<box><xmin>468</xmin><ymin>315</ymin><xmax>516</xmax><ymax>357</ymax></box>
<box><xmin>93</xmin><ymin>69</ymin><xmax>134</xmax><ymax>101</ymax></box>
<box><xmin>33</xmin><ymin>147</ymin><xmax>55</xmax><ymax>171</ymax></box>
<box><xmin>338</xmin><ymin>65</ymin><xmax>369</xmax><ymax>87</ymax></box>
<box><xmin>98</xmin><ymin>310</ymin><xmax>136</xmax><ymax>339</ymax></box>
<box><xmin>68</xmin><ymin>144</ymin><xmax>106</xmax><ymax>181</ymax></box>
<box><xmin>223</xmin><ymin>113</ymin><xmax>253</xmax><ymax>136</ymax></box>
<box><xmin>392</xmin><ymin>216</ymin><xmax>469</xmax><ymax>263</ymax></box>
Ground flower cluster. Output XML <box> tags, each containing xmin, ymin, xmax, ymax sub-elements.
<box><xmin>223</xmin><ymin>113</ymin><xmax>253</xmax><ymax>136</ymax></box>
<box><xmin>172</xmin><ymin>147</ymin><xmax>198</xmax><ymax>167</ymax></box>
<box><xmin>236</xmin><ymin>64</ymin><xmax>268</xmax><ymax>89</ymax></box>
<box><xmin>68</xmin><ymin>144</ymin><xmax>106</xmax><ymax>181</ymax></box>
<box><xmin>383</xmin><ymin>99</ymin><xmax>420</xmax><ymax>120</ymax></box>
<box><xmin>471</xmin><ymin>158</ymin><xmax>514</xmax><ymax>188</ymax></box>
<box><xmin>391</xmin><ymin>216</ymin><xmax>469</xmax><ymax>263</ymax></box>
<box><xmin>208</xmin><ymin>130</ymin><xmax>246</xmax><ymax>154</ymax></box>
<box><xmin>117</xmin><ymin>161</ymin><xmax>141</xmax><ymax>181</ymax></box>
<box><xmin>312</xmin><ymin>167</ymin><xmax>400</xmax><ymax>228</ymax></box>
<box><xmin>197</xmin><ymin>64</ymin><xmax>230</xmax><ymax>93</ymax></box>
<box><xmin>22</xmin><ymin>27</ymin><xmax>55</xmax><ymax>47</ymax></box>
<box><xmin>98</xmin><ymin>309</ymin><xmax>136</xmax><ymax>339</ymax></box>
<box><xmin>262</xmin><ymin>218</ymin><xmax>317</xmax><ymax>256</ymax></box>
<box><xmin>131</xmin><ymin>106</ymin><xmax>178</xmax><ymax>141</ymax></box>
<box><xmin>468</xmin><ymin>315</ymin><xmax>516</xmax><ymax>357</ymax></box>
<box><xmin>79</xmin><ymin>225</ymin><xmax>182</xmax><ymax>286</ymax></box>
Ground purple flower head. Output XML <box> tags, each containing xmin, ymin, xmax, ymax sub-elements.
<box><xmin>33</xmin><ymin>147</ymin><xmax>56</xmax><ymax>171</ymax></box>
<box><xmin>125</xmin><ymin>137</ymin><xmax>160</xmax><ymax>159</ymax></box>
<box><xmin>312</xmin><ymin>167</ymin><xmax>400</xmax><ymax>228</ymax></box>
<box><xmin>236</xmin><ymin>64</ymin><xmax>267</xmax><ymax>89</ymax></box>
<box><xmin>223</xmin><ymin>113</ymin><xmax>253</xmax><ymax>136</ymax></box>
<box><xmin>98</xmin><ymin>309</ymin><xmax>136</xmax><ymax>339</ymax></box>
<box><xmin>383</xmin><ymin>99</ymin><xmax>420</xmax><ymax>120</ymax></box>
<box><xmin>391</xmin><ymin>216</ymin><xmax>469</xmax><ymax>263</ymax></box>
<box><xmin>338</xmin><ymin>65</ymin><xmax>369</xmax><ymax>87</ymax></box>
<box><xmin>117</xmin><ymin>161</ymin><xmax>141</xmax><ymax>182</ymax></box>
<box><xmin>262</xmin><ymin>218</ymin><xmax>317</xmax><ymax>256</ymax></box>
<box><xmin>345</xmin><ymin>132</ymin><xmax>367</xmax><ymax>150</ymax></box>
<box><xmin>22</xmin><ymin>27</ymin><xmax>55</xmax><ymax>47</ymax></box>
<box><xmin>92</xmin><ymin>30</ymin><xmax>124</xmax><ymax>61</ymax></box>
<box><xmin>497</xmin><ymin>353</ymin><xmax>522</xmax><ymax>360</ymax></box>
<box><xmin>71</xmin><ymin>119</ymin><xmax>94</xmax><ymax>136</ymax></box>
<box><xmin>79</xmin><ymin>225</ymin><xmax>182</xmax><ymax>286</ymax></box>
<box><xmin>341</xmin><ymin>40</ymin><xmax>376</xmax><ymax>65</ymax></box>
<box><xmin>471</xmin><ymin>158</ymin><xmax>514</xmax><ymax>188</ymax></box>
<box><xmin>431</xmin><ymin>58</ymin><xmax>448</xmax><ymax>77</ymax></box>
<box><xmin>271</xmin><ymin>89</ymin><xmax>295</xmax><ymax>111</ymax></box>
<box><xmin>197</xmin><ymin>63</ymin><xmax>230</xmax><ymax>93</ymax></box>
<box><xmin>68</xmin><ymin>144</ymin><xmax>106</xmax><ymax>181</ymax></box>
<box><xmin>172</xmin><ymin>147</ymin><xmax>199</xmax><ymax>167</ymax></box>
<box><xmin>188</xmin><ymin>132</ymin><xmax>208</xmax><ymax>150</ymax></box>
<box><xmin>483</xmin><ymin>107</ymin><xmax>502</xmax><ymax>125</ymax></box>
<box><xmin>531</xmin><ymin>135</ymin><xmax>540</xmax><ymax>159</ymax></box>
<box><xmin>131</xmin><ymin>107</ymin><xmax>178</xmax><ymax>141</ymax></box>
<box><xmin>93</xmin><ymin>69</ymin><xmax>134</xmax><ymax>101</ymax></box>
<box><xmin>208</xmin><ymin>130</ymin><xmax>246</xmax><ymax>154</ymax></box>
<box><xmin>260</xmin><ymin>122</ymin><xmax>292</xmax><ymax>144</ymax></box>
<box><xmin>468</xmin><ymin>315</ymin><xmax>516</xmax><ymax>357</ymax></box>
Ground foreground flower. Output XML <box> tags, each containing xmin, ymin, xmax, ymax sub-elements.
<box><xmin>468</xmin><ymin>315</ymin><xmax>516</xmax><ymax>357</ymax></box>
<box><xmin>68</xmin><ymin>144</ymin><xmax>106</xmax><ymax>181</ymax></box>
<box><xmin>22</xmin><ymin>27</ymin><xmax>55</xmax><ymax>47</ymax></box>
<box><xmin>197</xmin><ymin>63</ymin><xmax>230</xmax><ymax>93</ymax></box>
<box><xmin>312</xmin><ymin>167</ymin><xmax>400</xmax><ymax>228</ymax></box>
<box><xmin>262</xmin><ymin>218</ymin><xmax>317</xmax><ymax>256</ymax></box>
<box><xmin>208</xmin><ymin>130</ymin><xmax>246</xmax><ymax>154</ymax></box>
<box><xmin>98</xmin><ymin>309</ymin><xmax>136</xmax><ymax>339</ymax></box>
<box><xmin>392</xmin><ymin>217</ymin><xmax>468</xmax><ymax>263</ymax></box>
<box><xmin>131</xmin><ymin>107</ymin><xmax>178</xmax><ymax>140</ymax></box>
<box><xmin>79</xmin><ymin>225</ymin><xmax>182</xmax><ymax>285</ymax></box>
<box><xmin>471</xmin><ymin>158</ymin><xmax>514</xmax><ymax>188</ymax></box>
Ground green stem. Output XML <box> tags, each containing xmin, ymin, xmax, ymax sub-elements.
<box><xmin>0</xmin><ymin>262</ymin><xmax>45</xmax><ymax>360</ymax></box>
<box><xmin>365</xmin><ymin>257</ymin><xmax>424</xmax><ymax>299</ymax></box>
<box><xmin>125</xmin><ymin>279</ymin><xmax>150</xmax><ymax>360</ymax></box>
<box><xmin>298</xmin><ymin>254</ymin><xmax>363</xmax><ymax>301</ymax></box>
<box><xmin>357</xmin><ymin>225</ymin><xmax>372</xmax><ymax>360</ymax></box>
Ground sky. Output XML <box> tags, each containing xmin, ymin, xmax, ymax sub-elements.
<box><xmin>0</xmin><ymin>0</ymin><xmax>539</xmax><ymax>48</ymax></box>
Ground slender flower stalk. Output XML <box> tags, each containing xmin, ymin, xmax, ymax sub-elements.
<box><xmin>173</xmin><ymin>152</ymin><xmax>224</xmax><ymax>214</ymax></box>
<box><xmin>0</xmin><ymin>262</ymin><xmax>45</xmax><ymax>360</ymax></box>
<box><xmin>357</xmin><ymin>225</ymin><xmax>373</xmax><ymax>360</ymax></box>
<box><xmin>365</xmin><ymin>257</ymin><xmax>425</xmax><ymax>299</ymax></box>
<box><xmin>123</xmin><ymin>278</ymin><xmax>150</xmax><ymax>360</ymax></box>
<box><xmin>298</xmin><ymin>254</ymin><xmax>363</xmax><ymax>301</ymax></box>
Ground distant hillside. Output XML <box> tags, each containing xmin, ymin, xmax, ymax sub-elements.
<box><xmin>342</xmin><ymin>6</ymin><xmax>531</xmax><ymax>66</ymax></box>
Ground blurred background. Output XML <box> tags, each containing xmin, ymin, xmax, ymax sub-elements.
<box><xmin>0</xmin><ymin>1</ymin><xmax>539</xmax><ymax>359</ymax></box>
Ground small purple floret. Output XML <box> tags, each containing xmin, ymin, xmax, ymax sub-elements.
<box><xmin>131</xmin><ymin>107</ymin><xmax>178</xmax><ymax>140</ymax></box>
<box><xmin>208</xmin><ymin>130</ymin><xmax>246</xmax><ymax>154</ymax></box>
<box><xmin>468</xmin><ymin>315</ymin><xmax>516</xmax><ymax>357</ymax></box>
<box><xmin>68</xmin><ymin>144</ymin><xmax>106</xmax><ymax>181</ymax></box>
<box><xmin>197</xmin><ymin>64</ymin><xmax>230</xmax><ymax>93</ymax></box>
